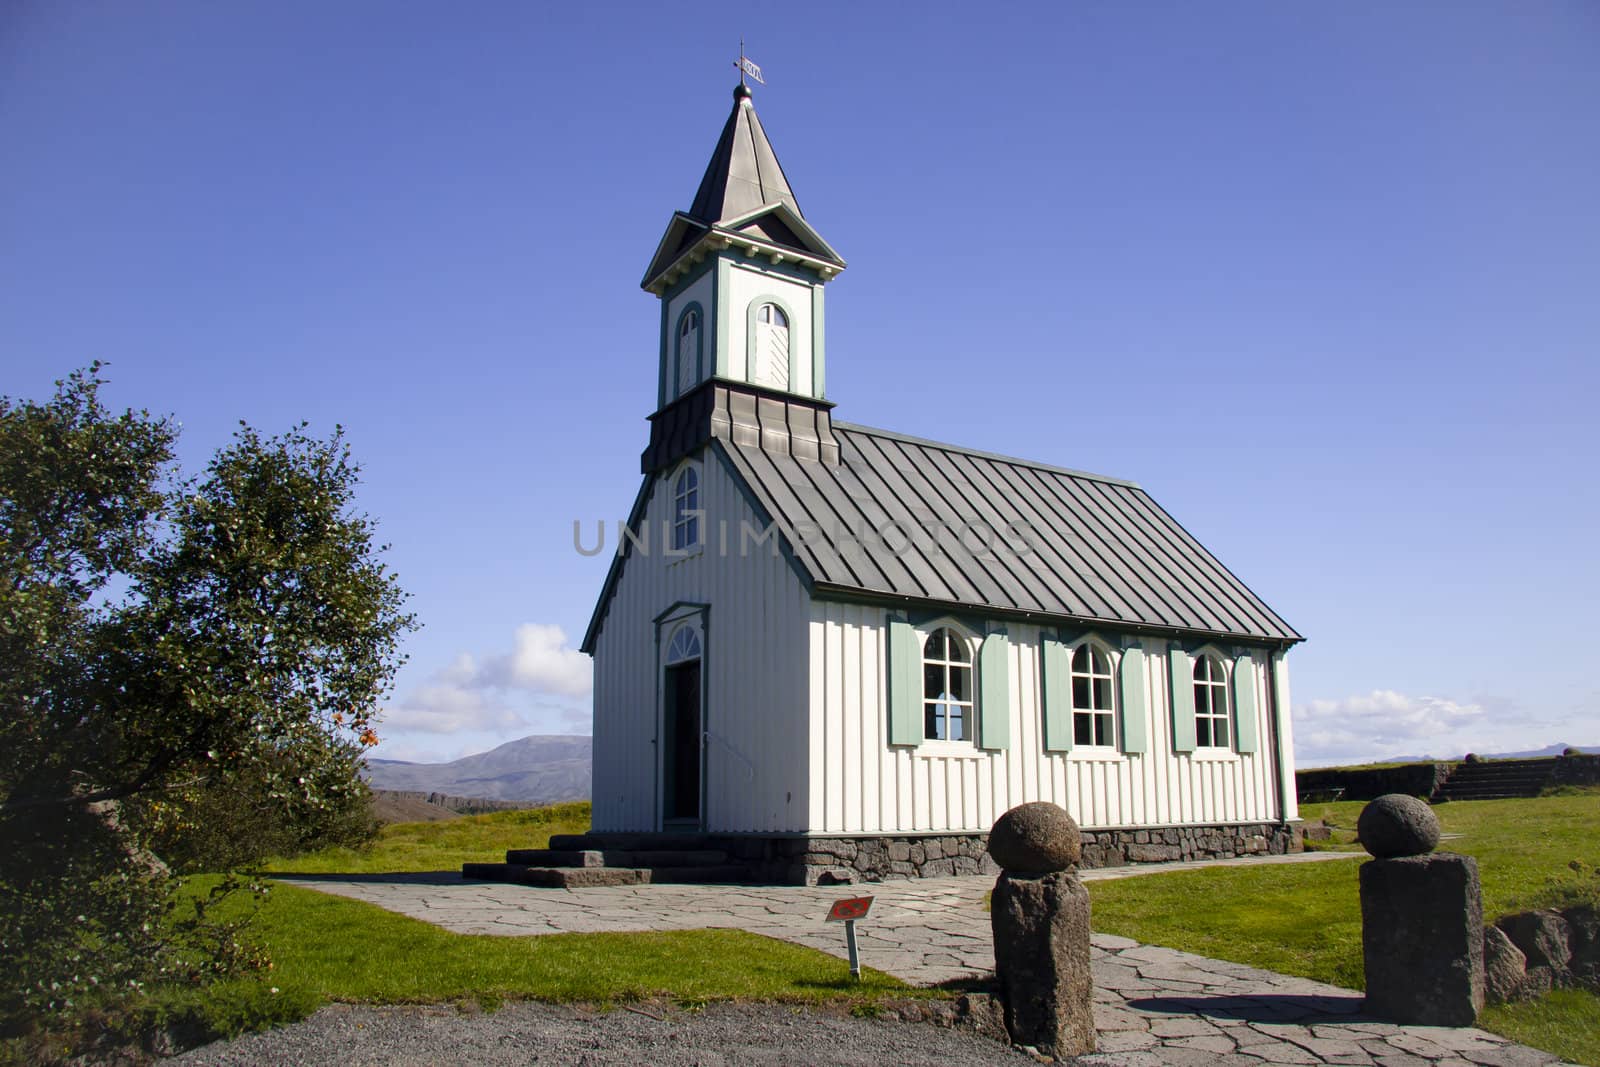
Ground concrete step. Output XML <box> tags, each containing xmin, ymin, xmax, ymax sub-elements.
<box><xmin>547</xmin><ymin>832</ymin><xmax>717</xmax><ymax>851</ymax></box>
<box><xmin>647</xmin><ymin>865</ymin><xmax>750</xmax><ymax>885</ymax></box>
<box><xmin>1438</xmin><ymin>787</ymin><xmax>1542</xmax><ymax>800</ymax></box>
<box><xmin>460</xmin><ymin>863</ymin><xmax>749</xmax><ymax>888</ymax></box>
<box><xmin>503</xmin><ymin>848</ymin><xmax>730</xmax><ymax>868</ymax></box>
<box><xmin>1461</xmin><ymin>759</ymin><xmax>1555</xmax><ymax>771</ymax></box>
<box><xmin>1441</xmin><ymin>780</ymin><xmax>1541</xmax><ymax>789</ymax></box>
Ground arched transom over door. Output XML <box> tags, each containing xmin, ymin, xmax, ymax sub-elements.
<box><xmin>751</xmin><ymin>303</ymin><xmax>790</xmax><ymax>391</ymax></box>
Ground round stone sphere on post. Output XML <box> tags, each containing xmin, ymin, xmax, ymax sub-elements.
<box><xmin>987</xmin><ymin>801</ymin><xmax>1082</xmax><ymax>874</ymax></box>
<box><xmin>1357</xmin><ymin>793</ymin><xmax>1441</xmax><ymax>858</ymax></box>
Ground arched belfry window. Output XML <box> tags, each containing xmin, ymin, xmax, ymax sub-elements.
<box><xmin>1192</xmin><ymin>653</ymin><xmax>1230</xmax><ymax>748</ymax></box>
<box><xmin>751</xmin><ymin>302</ymin><xmax>790</xmax><ymax>391</ymax></box>
<box><xmin>922</xmin><ymin>627</ymin><xmax>973</xmax><ymax>742</ymax></box>
<box><xmin>676</xmin><ymin>307</ymin><xmax>701</xmax><ymax>397</ymax></box>
<box><xmin>671</xmin><ymin>465</ymin><xmax>700</xmax><ymax>551</ymax></box>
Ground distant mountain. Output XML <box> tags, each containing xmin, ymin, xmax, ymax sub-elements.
<box><xmin>366</xmin><ymin>735</ymin><xmax>591</xmax><ymax>805</ymax></box>
<box><xmin>1375</xmin><ymin>742</ymin><xmax>1594</xmax><ymax>764</ymax></box>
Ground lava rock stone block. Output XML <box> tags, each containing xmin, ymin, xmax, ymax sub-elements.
<box><xmin>1482</xmin><ymin>924</ymin><xmax>1528</xmax><ymax>1003</ymax></box>
<box><xmin>1360</xmin><ymin>852</ymin><xmax>1484</xmax><ymax>1026</ymax></box>
<box><xmin>1497</xmin><ymin>909</ymin><xmax>1573</xmax><ymax>975</ymax></box>
<box><xmin>991</xmin><ymin>870</ymin><xmax>1095</xmax><ymax>1059</ymax></box>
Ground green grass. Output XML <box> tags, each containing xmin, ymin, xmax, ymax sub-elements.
<box><xmin>1091</xmin><ymin>860</ymin><xmax>1369</xmax><ymax>988</ymax></box>
<box><xmin>236</xmin><ymin>879</ymin><xmax>914</xmax><ymax>1007</ymax></box>
<box><xmin>1087</xmin><ymin>793</ymin><xmax>1600</xmax><ymax>1063</ymax></box>
<box><xmin>124</xmin><ymin>804</ymin><xmax>926</xmax><ymax>1051</ymax></box>
<box><xmin>1480</xmin><ymin>989</ymin><xmax>1600</xmax><ymax>1067</ymax></box>
<box><xmin>107</xmin><ymin>793</ymin><xmax>1596</xmax><ymax>1060</ymax></box>
<box><xmin>263</xmin><ymin>802</ymin><xmax>592</xmax><ymax>874</ymax></box>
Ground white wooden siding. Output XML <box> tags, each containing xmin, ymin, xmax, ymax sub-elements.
<box><xmin>808</xmin><ymin>602</ymin><xmax>1289</xmax><ymax>834</ymax></box>
<box><xmin>590</xmin><ymin>452</ymin><xmax>812</xmax><ymax>833</ymax></box>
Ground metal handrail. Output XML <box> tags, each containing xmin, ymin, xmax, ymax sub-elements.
<box><xmin>703</xmin><ymin>729</ymin><xmax>756</xmax><ymax>782</ymax></box>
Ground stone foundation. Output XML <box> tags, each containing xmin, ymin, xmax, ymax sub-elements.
<box><xmin>695</xmin><ymin>820</ymin><xmax>1299</xmax><ymax>885</ymax></box>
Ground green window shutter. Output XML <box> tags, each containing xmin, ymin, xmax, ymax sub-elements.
<box><xmin>1233</xmin><ymin>652</ymin><xmax>1259</xmax><ymax>754</ymax></box>
<box><xmin>978</xmin><ymin>633</ymin><xmax>1011</xmax><ymax>750</ymax></box>
<box><xmin>887</xmin><ymin>619</ymin><xmax>923</xmax><ymax>746</ymax></box>
<box><xmin>1168</xmin><ymin>645</ymin><xmax>1196</xmax><ymax>754</ymax></box>
<box><xmin>1118</xmin><ymin>646</ymin><xmax>1148</xmax><ymax>754</ymax></box>
<box><xmin>1041</xmin><ymin>637</ymin><xmax>1073</xmax><ymax>752</ymax></box>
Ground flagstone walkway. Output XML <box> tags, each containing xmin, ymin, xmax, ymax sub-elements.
<box><xmin>279</xmin><ymin>853</ymin><xmax>1574</xmax><ymax>1065</ymax></box>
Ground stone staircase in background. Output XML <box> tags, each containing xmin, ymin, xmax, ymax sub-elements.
<box><xmin>1432</xmin><ymin>758</ymin><xmax>1558</xmax><ymax>802</ymax></box>
<box><xmin>461</xmin><ymin>832</ymin><xmax>751</xmax><ymax>888</ymax></box>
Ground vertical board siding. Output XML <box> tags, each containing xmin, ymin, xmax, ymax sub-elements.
<box><xmin>591</xmin><ymin>452</ymin><xmax>812</xmax><ymax>833</ymax></box>
<box><xmin>808</xmin><ymin>606</ymin><xmax>1288</xmax><ymax>833</ymax></box>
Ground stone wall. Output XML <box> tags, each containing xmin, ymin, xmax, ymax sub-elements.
<box><xmin>1552</xmin><ymin>753</ymin><xmax>1600</xmax><ymax>788</ymax></box>
<box><xmin>706</xmin><ymin>821</ymin><xmax>1300</xmax><ymax>885</ymax></box>
<box><xmin>1295</xmin><ymin>763</ymin><xmax>1453</xmax><ymax>803</ymax></box>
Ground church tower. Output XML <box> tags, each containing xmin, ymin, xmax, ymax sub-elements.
<box><xmin>639</xmin><ymin>84</ymin><xmax>847</xmax><ymax>474</ymax></box>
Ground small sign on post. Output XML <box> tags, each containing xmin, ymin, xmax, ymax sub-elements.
<box><xmin>825</xmin><ymin>896</ymin><xmax>873</xmax><ymax>980</ymax></box>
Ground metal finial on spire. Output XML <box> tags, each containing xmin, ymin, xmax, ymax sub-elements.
<box><xmin>735</xmin><ymin>38</ymin><xmax>764</xmax><ymax>87</ymax></box>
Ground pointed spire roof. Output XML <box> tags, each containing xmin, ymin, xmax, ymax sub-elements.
<box><xmin>640</xmin><ymin>83</ymin><xmax>843</xmax><ymax>291</ymax></box>
<box><xmin>687</xmin><ymin>84</ymin><xmax>802</xmax><ymax>224</ymax></box>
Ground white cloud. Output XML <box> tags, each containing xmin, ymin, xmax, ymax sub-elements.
<box><xmin>1293</xmin><ymin>689</ymin><xmax>1510</xmax><ymax>766</ymax></box>
<box><xmin>479</xmin><ymin>623</ymin><xmax>592</xmax><ymax>697</ymax></box>
<box><xmin>376</xmin><ymin>623</ymin><xmax>590</xmax><ymax>742</ymax></box>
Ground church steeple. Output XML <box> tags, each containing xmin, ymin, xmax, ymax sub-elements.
<box><xmin>639</xmin><ymin>82</ymin><xmax>846</xmax><ymax>475</ymax></box>
<box><xmin>687</xmin><ymin>83</ymin><xmax>801</xmax><ymax>224</ymax></box>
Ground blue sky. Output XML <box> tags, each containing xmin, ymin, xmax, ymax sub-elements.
<box><xmin>4</xmin><ymin>2</ymin><xmax>1596</xmax><ymax>767</ymax></box>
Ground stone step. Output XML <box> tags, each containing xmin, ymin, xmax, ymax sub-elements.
<box><xmin>1444</xmin><ymin>780</ymin><xmax>1547</xmax><ymax>790</ymax></box>
<box><xmin>547</xmin><ymin>832</ymin><xmax>716</xmax><ymax>851</ymax></box>
<box><xmin>460</xmin><ymin>863</ymin><xmax>749</xmax><ymax>888</ymax></box>
<box><xmin>502</xmin><ymin>848</ymin><xmax>730</xmax><ymax>868</ymax></box>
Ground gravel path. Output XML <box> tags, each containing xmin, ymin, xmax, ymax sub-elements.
<box><xmin>172</xmin><ymin>1000</ymin><xmax>1034</xmax><ymax>1066</ymax></box>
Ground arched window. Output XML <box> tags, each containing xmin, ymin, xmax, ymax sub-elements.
<box><xmin>1070</xmin><ymin>643</ymin><xmax>1114</xmax><ymax>746</ymax></box>
<box><xmin>665</xmin><ymin>622</ymin><xmax>702</xmax><ymax>664</ymax></box>
<box><xmin>751</xmin><ymin>302</ymin><xmax>790</xmax><ymax>391</ymax></box>
<box><xmin>671</xmin><ymin>465</ymin><xmax>700</xmax><ymax>550</ymax></box>
<box><xmin>1192</xmin><ymin>654</ymin><xmax>1230</xmax><ymax>748</ymax></box>
<box><xmin>922</xmin><ymin>626</ymin><xmax>973</xmax><ymax>742</ymax></box>
<box><xmin>676</xmin><ymin>308</ymin><xmax>701</xmax><ymax>397</ymax></box>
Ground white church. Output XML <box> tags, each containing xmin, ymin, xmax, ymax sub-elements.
<box><xmin>479</xmin><ymin>83</ymin><xmax>1304</xmax><ymax>887</ymax></box>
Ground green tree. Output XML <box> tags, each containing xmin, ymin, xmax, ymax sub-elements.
<box><xmin>0</xmin><ymin>365</ymin><xmax>415</xmax><ymax>1028</ymax></box>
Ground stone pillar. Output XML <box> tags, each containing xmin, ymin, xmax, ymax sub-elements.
<box><xmin>1358</xmin><ymin>793</ymin><xmax>1485</xmax><ymax>1026</ymax></box>
<box><xmin>987</xmin><ymin>802</ymin><xmax>1095</xmax><ymax>1059</ymax></box>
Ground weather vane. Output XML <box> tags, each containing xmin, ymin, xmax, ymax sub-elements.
<box><xmin>735</xmin><ymin>37</ymin><xmax>764</xmax><ymax>87</ymax></box>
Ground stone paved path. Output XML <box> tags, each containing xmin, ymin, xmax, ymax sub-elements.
<box><xmin>279</xmin><ymin>853</ymin><xmax>1575</xmax><ymax>1065</ymax></box>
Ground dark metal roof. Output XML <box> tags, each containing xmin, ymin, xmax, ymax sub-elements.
<box><xmin>688</xmin><ymin>84</ymin><xmax>801</xmax><ymax>224</ymax></box>
<box><xmin>718</xmin><ymin>423</ymin><xmax>1303</xmax><ymax>644</ymax></box>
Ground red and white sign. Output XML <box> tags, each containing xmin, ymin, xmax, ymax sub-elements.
<box><xmin>826</xmin><ymin>896</ymin><xmax>873</xmax><ymax>922</ymax></box>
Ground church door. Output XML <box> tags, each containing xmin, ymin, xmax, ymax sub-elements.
<box><xmin>662</xmin><ymin>659</ymin><xmax>702</xmax><ymax>825</ymax></box>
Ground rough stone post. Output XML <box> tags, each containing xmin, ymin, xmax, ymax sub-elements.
<box><xmin>1358</xmin><ymin>793</ymin><xmax>1485</xmax><ymax>1026</ymax></box>
<box><xmin>987</xmin><ymin>801</ymin><xmax>1095</xmax><ymax>1059</ymax></box>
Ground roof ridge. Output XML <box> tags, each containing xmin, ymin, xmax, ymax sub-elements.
<box><xmin>831</xmin><ymin>421</ymin><xmax>1143</xmax><ymax>490</ymax></box>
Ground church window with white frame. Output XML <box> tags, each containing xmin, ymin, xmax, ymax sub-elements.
<box><xmin>671</xmin><ymin>464</ymin><xmax>700</xmax><ymax>551</ymax></box>
<box><xmin>1070</xmin><ymin>642</ymin><xmax>1115</xmax><ymax>747</ymax></box>
<box><xmin>1192</xmin><ymin>653</ymin><xmax>1231</xmax><ymax>748</ymax></box>
<box><xmin>922</xmin><ymin>626</ymin><xmax>973</xmax><ymax>742</ymax></box>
